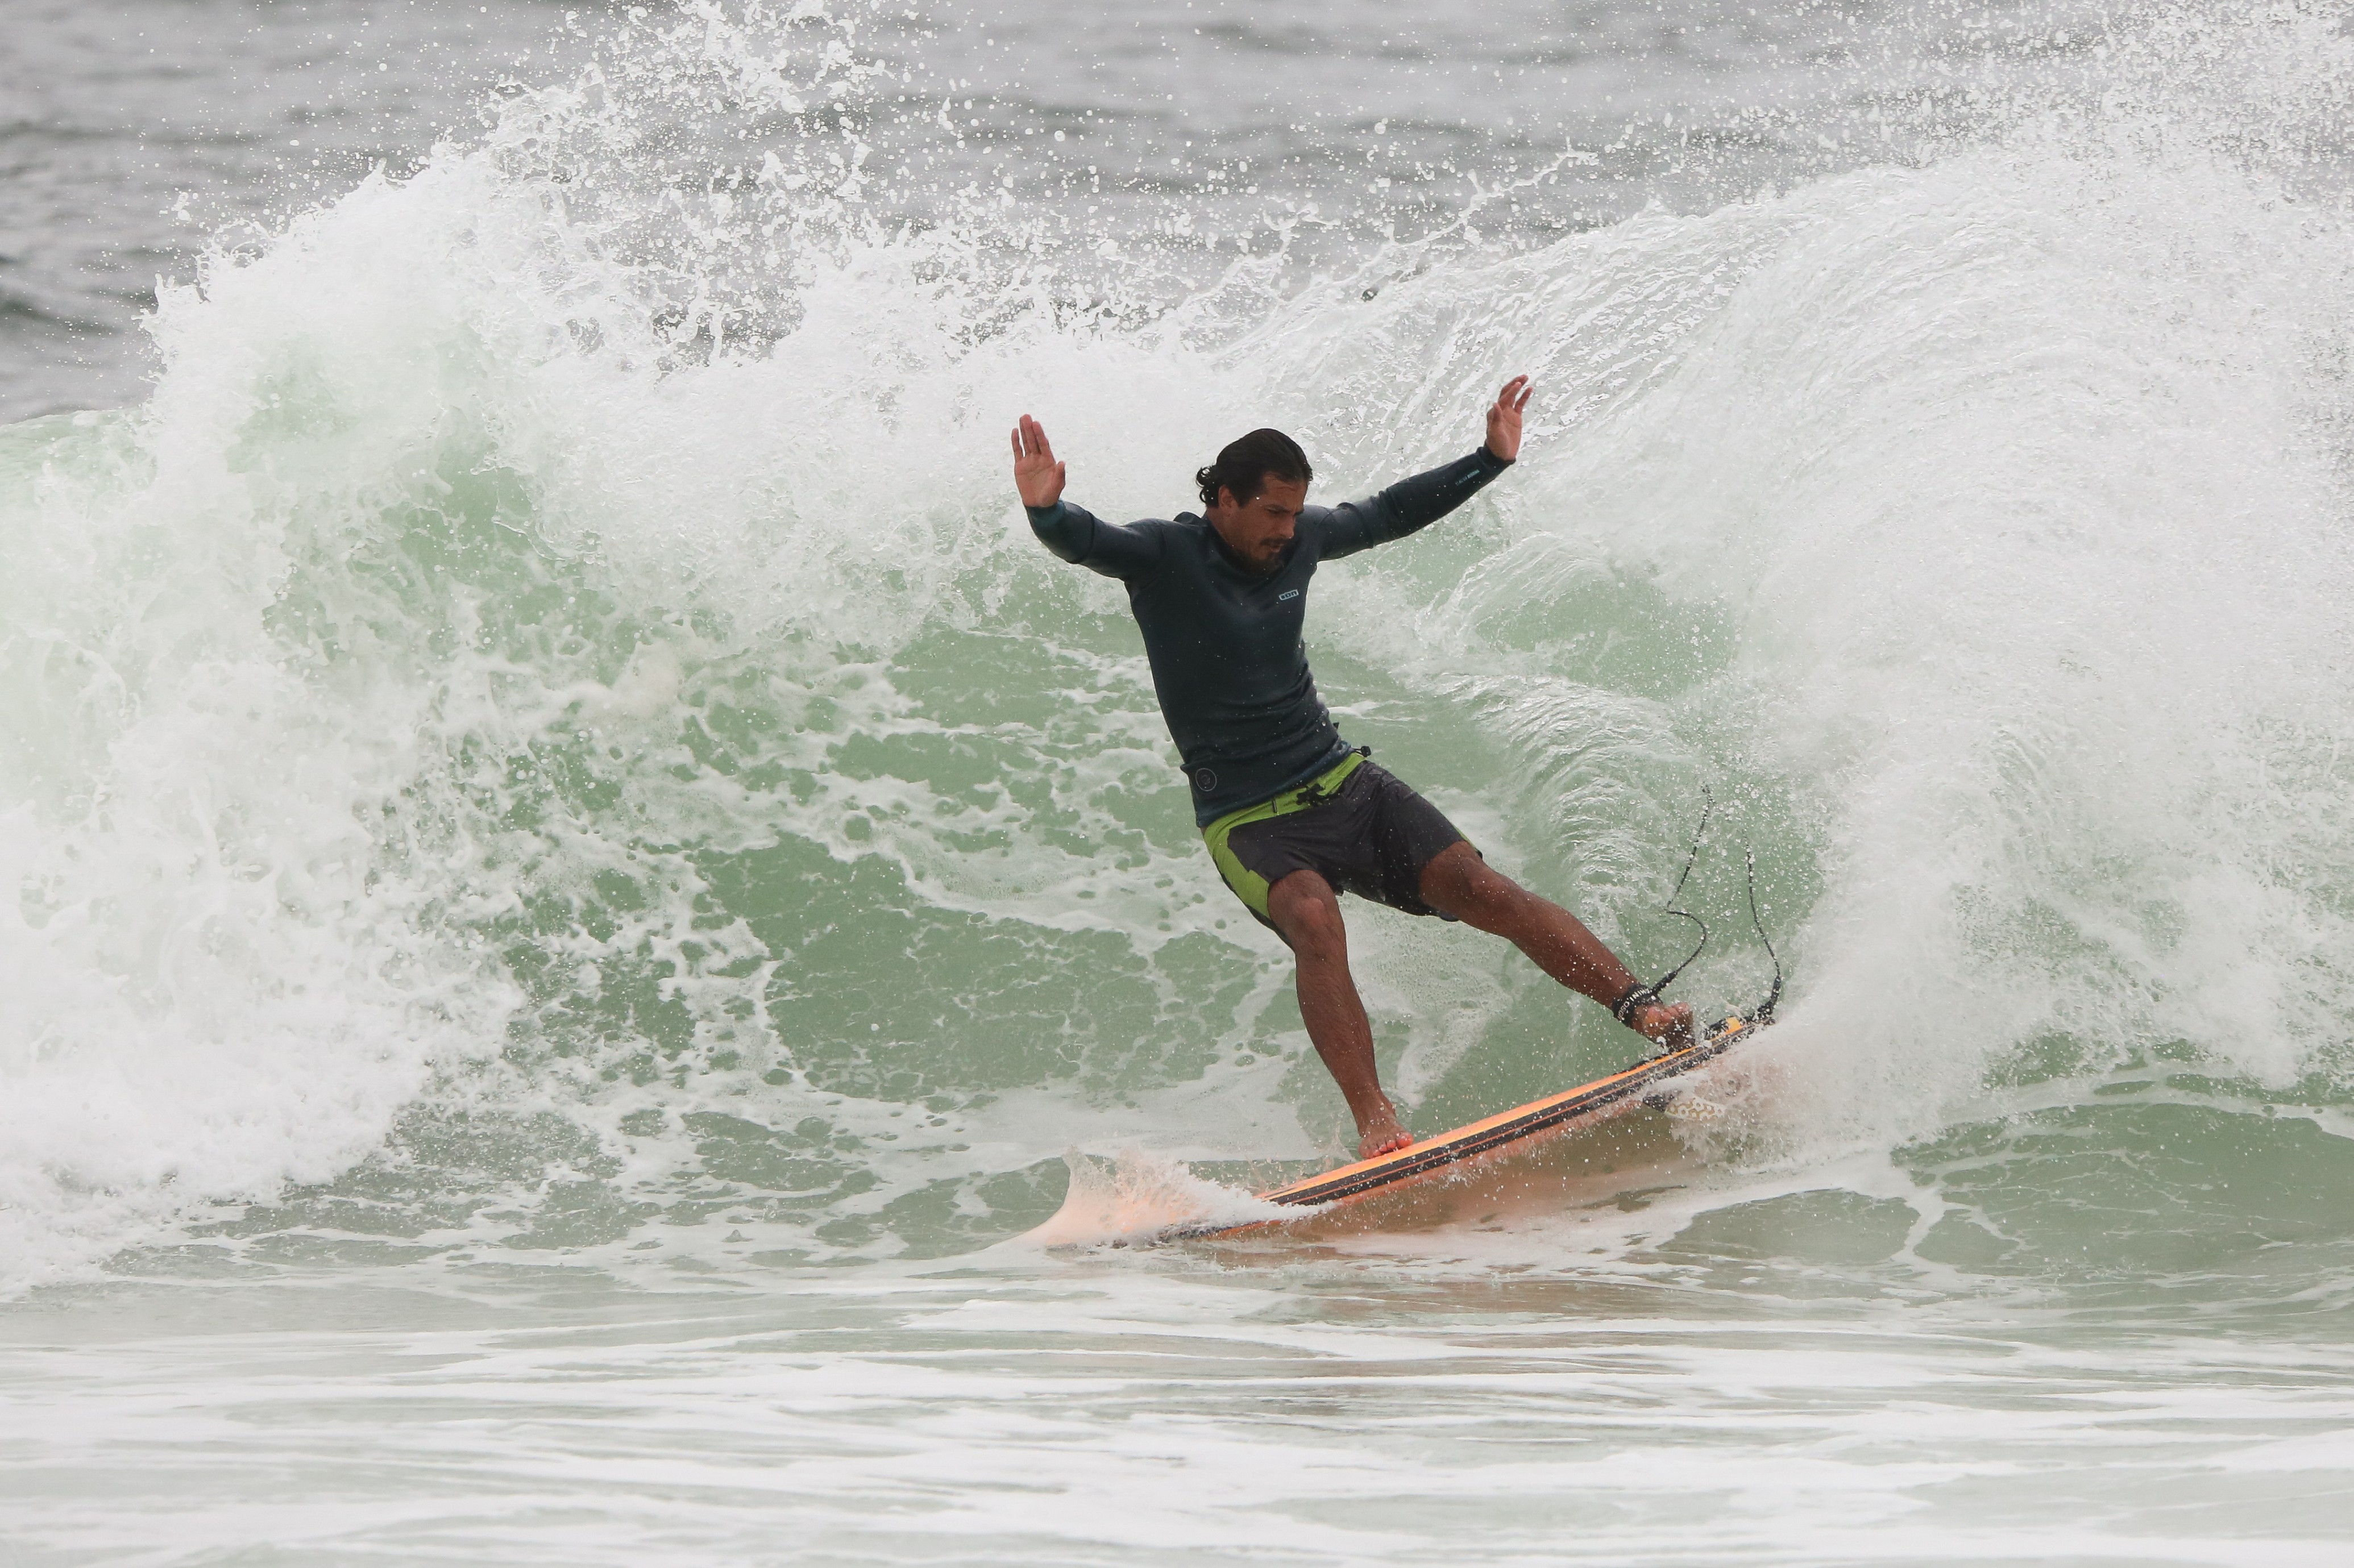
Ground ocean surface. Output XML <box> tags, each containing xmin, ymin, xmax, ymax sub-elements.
<box><xmin>5</xmin><ymin>1</ymin><xmax>2354</xmax><ymax>1561</ymax></box>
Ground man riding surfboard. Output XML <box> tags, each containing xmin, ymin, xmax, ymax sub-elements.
<box><xmin>1012</xmin><ymin>379</ymin><xmax>1693</xmax><ymax>1159</ymax></box>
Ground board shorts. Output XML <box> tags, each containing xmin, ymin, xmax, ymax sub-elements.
<box><xmin>1201</xmin><ymin>750</ymin><xmax>1473</xmax><ymax>933</ymax></box>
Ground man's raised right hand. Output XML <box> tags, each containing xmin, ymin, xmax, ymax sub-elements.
<box><xmin>1011</xmin><ymin>414</ymin><xmax>1066</xmax><ymax>509</ymax></box>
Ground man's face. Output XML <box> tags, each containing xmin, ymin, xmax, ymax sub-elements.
<box><xmin>1206</xmin><ymin>475</ymin><xmax>1307</xmax><ymax>573</ymax></box>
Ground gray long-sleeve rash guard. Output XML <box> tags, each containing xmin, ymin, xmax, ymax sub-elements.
<box><xmin>1026</xmin><ymin>447</ymin><xmax>1512</xmax><ymax>826</ymax></box>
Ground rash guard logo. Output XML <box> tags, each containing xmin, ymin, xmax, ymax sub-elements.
<box><xmin>1195</xmin><ymin>768</ymin><xmax>1218</xmax><ymax>792</ymax></box>
<box><xmin>1278</xmin><ymin>589</ymin><xmax>1300</xmax><ymax>601</ymax></box>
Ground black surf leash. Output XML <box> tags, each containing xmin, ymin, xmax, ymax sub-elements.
<box><xmin>1609</xmin><ymin>785</ymin><xmax>1784</xmax><ymax>1034</ymax></box>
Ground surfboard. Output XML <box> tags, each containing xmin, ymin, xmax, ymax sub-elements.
<box><xmin>1181</xmin><ymin>1011</ymin><xmax>1769</xmax><ymax>1240</ymax></box>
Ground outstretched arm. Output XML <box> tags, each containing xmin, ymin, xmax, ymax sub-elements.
<box><xmin>1319</xmin><ymin>376</ymin><xmax>1530</xmax><ymax>561</ymax></box>
<box><xmin>1011</xmin><ymin>414</ymin><xmax>1161</xmax><ymax>581</ymax></box>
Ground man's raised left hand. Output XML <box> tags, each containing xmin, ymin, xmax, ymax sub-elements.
<box><xmin>1484</xmin><ymin>375</ymin><xmax>1532</xmax><ymax>463</ymax></box>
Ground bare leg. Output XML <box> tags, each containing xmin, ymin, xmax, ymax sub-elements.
<box><xmin>1265</xmin><ymin>870</ymin><xmax>1414</xmax><ymax>1159</ymax></box>
<box><xmin>1418</xmin><ymin>843</ymin><xmax>1694</xmax><ymax>1047</ymax></box>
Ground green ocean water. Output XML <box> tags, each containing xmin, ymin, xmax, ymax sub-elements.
<box><xmin>4</xmin><ymin>1</ymin><xmax>2354</xmax><ymax>1561</ymax></box>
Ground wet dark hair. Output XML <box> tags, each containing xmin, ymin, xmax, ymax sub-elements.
<box><xmin>1194</xmin><ymin>428</ymin><xmax>1313</xmax><ymax>509</ymax></box>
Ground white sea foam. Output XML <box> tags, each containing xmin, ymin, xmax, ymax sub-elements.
<box><xmin>5</xmin><ymin>4</ymin><xmax>2354</xmax><ymax>1563</ymax></box>
<box><xmin>1019</xmin><ymin>1149</ymin><xmax>1300</xmax><ymax>1247</ymax></box>
<box><xmin>0</xmin><ymin>0</ymin><xmax>2347</xmax><ymax>1312</ymax></box>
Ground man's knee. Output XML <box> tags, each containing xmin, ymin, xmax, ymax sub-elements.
<box><xmin>1420</xmin><ymin>841</ymin><xmax>1521</xmax><ymax>917</ymax></box>
<box><xmin>1268</xmin><ymin>871</ymin><xmax>1347</xmax><ymax>958</ymax></box>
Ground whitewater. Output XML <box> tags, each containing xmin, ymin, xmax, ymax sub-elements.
<box><xmin>3</xmin><ymin>0</ymin><xmax>2353</xmax><ymax>1560</ymax></box>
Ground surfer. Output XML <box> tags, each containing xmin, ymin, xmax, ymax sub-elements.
<box><xmin>1012</xmin><ymin>379</ymin><xmax>1693</xmax><ymax>1159</ymax></box>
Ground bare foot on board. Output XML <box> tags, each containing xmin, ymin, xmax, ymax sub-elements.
<box><xmin>1630</xmin><ymin>1000</ymin><xmax>1696</xmax><ymax>1052</ymax></box>
<box><xmin>1356</xmin><ymin>1106</ymin><xmax>1415</xmax><ymax>1161</ymax></box>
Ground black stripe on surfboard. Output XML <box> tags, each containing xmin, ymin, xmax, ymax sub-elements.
<box><xmin>1254</xmin><ymin>1018</ymin><xmax>1753</xmax><ymax>1209</ymax></box>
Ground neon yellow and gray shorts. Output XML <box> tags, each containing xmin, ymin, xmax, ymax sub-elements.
<box><xmin>1202</xmin><ymin>751</ymin><xmax>1470</xmax><ymax>930</ymax></box>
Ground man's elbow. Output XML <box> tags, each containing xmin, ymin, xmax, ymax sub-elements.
<box><xmin>1026</xmin><ymin>505</ymin><xmax>1090</xmax><ymax>564</ymax></box>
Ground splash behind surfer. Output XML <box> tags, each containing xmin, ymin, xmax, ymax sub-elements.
<box><xmin>1012</xmin><ymin>379</ymin><xmax>1693</xmax><ymax>1159</ymax></box>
